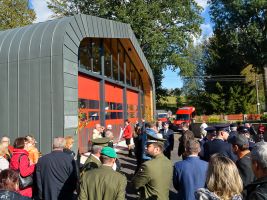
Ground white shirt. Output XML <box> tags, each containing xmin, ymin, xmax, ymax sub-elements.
<box><xmin>200</xmin><ymin>123</ymin><xmax>208</xmax><ymax>132</ymax></box>
<box><xmin>0</xmin><ymin>156</ymin><xmax>9</xmax><ymax>172</ymax></box>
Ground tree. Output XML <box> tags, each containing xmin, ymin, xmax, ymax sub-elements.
<box><xmin>208</xmin><ymin>0</ymin><xmax>267</xmax><ymax>110</ymax></box>
<box><xmin>47</xmin><ymin>0</ymin><xmax>203</xmax><ymax>101</ymax></box>
<box><xmin>0</xmin><ymin>0</ymin><xmax>36</xmax><ymax>30</ymax></box>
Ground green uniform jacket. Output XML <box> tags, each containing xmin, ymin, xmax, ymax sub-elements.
<box><xmin>132</xmin><ymin>153</ymin><xmax>173</xmax><ymax>200</ymax></box>
<box><xmin>79</xmin><ymin>165</ymin><xmax>127</xmax><ymax>200</ymax></box>
<box><xmin>81</xmin><ymin>154</ymin><xmax>101</xmax><ymax>177</ymax></box>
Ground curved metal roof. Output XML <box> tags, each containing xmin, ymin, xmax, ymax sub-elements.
<box><xmin>0</xmin><ymin>14</ymin><xmax>155</xmax><ymax>90</ymax></box>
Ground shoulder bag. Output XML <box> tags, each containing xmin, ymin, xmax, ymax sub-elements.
<box><xmin>18</xmin><ymin>154</ymin><xmax>33</xmax><ymax>189</ymax></box>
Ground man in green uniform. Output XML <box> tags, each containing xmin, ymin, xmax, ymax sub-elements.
<box><xmin>79</xmin><ymin>147</ymin><xmax>127</xmax><ymax>200</ymax></box>
<box><xmin>80</xmin><ymin>137</ymin><xmax>110</xmax><ymax>176</ymax></box>
<box><xmin>132</xmin><ymin>133</ymin><xmax>173</xmax><ymax>200</ymax></box>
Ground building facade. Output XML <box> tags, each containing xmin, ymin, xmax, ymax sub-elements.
<box><xmin>0</xmin><ymin>14</ymin><xmax>155</xmax><ymax>154</ymax></box>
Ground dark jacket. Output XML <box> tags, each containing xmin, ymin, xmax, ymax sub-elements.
<box><xmin>0</xmin><ymin>190</ymin><xmax>31</xmax><ymax>200</ymax></box>
<box><xmin>246</xmin><ymin>176</ymin><xmax>267</xmax><ymax>200</ymax></box>
<box><xmin>236</xmin><ymin>152</ymin><xmax>255</xmax><ymax>188</ymax></box>
<box><xmin>203</xmin><ymin>138</ymin><xmax>237</xmax><ymax>162</ymax></box>
<box><xmin>160</xmin><ymin>129</ymin><xmax>174</xmax><ymax>151</ymax></box>
<box><xmin>36</xmin><ymin>150</ymin><xmax>77</xmax><ymax>200</ymax></box>
<box><xmin>178</xmin><ymin>130</ymin><xmax>194</xmax><ymax>157</ymax></box>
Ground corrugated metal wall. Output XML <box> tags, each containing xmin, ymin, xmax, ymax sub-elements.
<box><xmin>0</xmin><ymin>14</ymin><xmax>155</xmax><ymax>154</ymax></box>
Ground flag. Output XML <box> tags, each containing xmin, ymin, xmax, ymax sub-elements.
<box><xmin>28</xmin><ymin>0</ymin><xmax>34</xmax><ymax>10</ymax></box>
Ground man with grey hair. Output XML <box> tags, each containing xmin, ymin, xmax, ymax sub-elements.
<box><xmin>81</xmin><ymin>138</ymin><xmax>110</xmax><ymax>176</ymax></box>
<box><xmin>246</xmin><ymin>142</ymin><xmax>267</xmax><ymax>199</ymax></box>
<box><xmin>36</xmin><ymin>137</ymin><xmax>77</xmax><ymax>200</ymax></box>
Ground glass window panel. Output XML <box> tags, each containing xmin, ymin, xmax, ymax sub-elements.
<box><xmin>117</xmin><ymin>112</ymin><xmax>123</xmax><ymax>119</ymax></box>
<box><xmin>105</xmin><ymin>102</ymin><xmax>110</xmax><ymax>110</ymax></box>
<box><xmin>125</xmin><ymin>54</ymin><xmax>131</xmax><ymax>85</ymax></box>
<box><xmin>89</xmin><ymin>100</ymin><xmax>99</xmax><ymax>109</ymax></box>
<box><xmin>111</xmin><ymin>39</ymin><xmax>119</xmax><ymax>80</ymax></box>
<box><xmin>136</xmin><ymin>72</ymin><xmax>141</xmax><ymax>89</ymax></box>
<box><xmin>79</xmin><ymin>39</ymin><xmax>91</xmax><ymax>71</ymax></box>
<box><xmin>132</xmin><ymin>66</ymin><xmax>138</xmax><ymax>87</ymax></box>
<box><xmin>118</xmin><ymin>41</ymin><xmax>124</xmax><ymax>83</ymax></box>
<box><xmin>117</xmin><ymin>103</ymin><xmax>123</xmax><ymax>110</ymax></box>
<box><xmin>105</xmin><ymin>112</ymin><xmax>111</xmax><ymax>119</ymax></box>
<box><xmin>78</xmin><ymin>99</ymin><xmax>86</xmax><ymax>109</ymax></box>
<box><xmin>88</xmin><ymin>112</ymin><xmax>99</xmax><ymax>121</ymax></box>
<box><xmin>111</xmin><ymin>112</ymin><xmax>117</xmax><ymax>119</ymax></box>
<box><xmin>110</xmin><ymin>102</ymin><xmax>116</xmax><ymax>110</ymax></box>
<box><xmin>104</xmin><ymin>39</ymin><xmax>112</xmax><ymax>78</ymax></box>
<box><xmin>92</xmin><ymin>38</ymin><xmax>101</xmax><ymax>74</ymax></box>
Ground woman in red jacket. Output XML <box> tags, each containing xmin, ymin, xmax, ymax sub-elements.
<box><xmin>9</xmin><ymin>137</ymin><xmax>35</xmax><ymax>198</ymax></box>
<box><xmin>123</xmin><ymin>119</ymin><xmax>133</xmax><ymax>157</ymax></box>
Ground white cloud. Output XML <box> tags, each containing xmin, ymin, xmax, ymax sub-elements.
<box><xmin>193</xmin><ymin>23</ymin><xmax>213</xmax><ymax>45</ymax></box>
<box><xmin>194</xmin><ymin>0</ymin><xmax>208</xmax><ymax>9</ymax></box>
<box><xmin>32</xmin><ymin>0</ymin><xmax>54</xmax><ymax>23</ymax></box>
<box><xmin>200</xmin><ymin>23</ymin><xmax>213</xmax><ymax>38</ymax></box>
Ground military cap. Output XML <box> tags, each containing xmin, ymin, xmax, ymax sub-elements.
<box><xmin>101</xmin><ymin>146</ymin><xmax>117</xmax><ymax>158</ymax></box>
<box><xmin>238</xmin><ymin>126</ymin><xmax>250</xmax><ymax>133</ymax></box>
<box><xmin>228</xmin><ymin>134</ymin><xmax>249</xmax><ymax>146</ymax></box>
<box><xmin>91</xmin><ymin>137</ymin><xmax>110</xmax><ymax>146</ymax></box>
<box><xmin>147</xmin><ymin>132</ymin><xmax>166</xmax><ymax>144</ymax></box>
<box><xmin>230</xmin><ymin>123</ymin><xmax>237</xmax><ymax>127</ymax></box>
<box><xmin>205</xmin><ymin>126</ymin><xmax>216</xmax><ymax>136</ymax></box>
<box><xmin>214</xmin><ymin>124</ymin><xmax>230</xmax><ymax>133</ymax></box>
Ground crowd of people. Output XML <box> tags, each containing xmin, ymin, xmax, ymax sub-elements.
<box><xmin>174</xmin><ymin>122</ymin><xmax>267</xmax><ymax>200</ymax></box>
<box><xmin>0</xmin><ymin>119</ymin><xmax>267</xmax><ymax>200</ymax></box>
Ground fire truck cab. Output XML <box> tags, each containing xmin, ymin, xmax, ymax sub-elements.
<box><xmin>174</xmin><ymin>106</ymin><xmax>196</xmax><ymax>126</ymax></box>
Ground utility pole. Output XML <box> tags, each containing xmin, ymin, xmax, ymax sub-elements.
<box><xmin>256</xmin><ymin>78</ymin><xmax>260</xmax><ymax>114</ymax></box>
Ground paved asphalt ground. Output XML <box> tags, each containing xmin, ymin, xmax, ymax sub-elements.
<box><xmin>116</xmin><ymin>133</ymin><xmax>182</xmax><ymax>200</ymax></box>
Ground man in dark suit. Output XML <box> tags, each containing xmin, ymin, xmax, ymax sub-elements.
<box><xmin>203</xmin><ymin>124</ymin><xmax>236</xmax><ymax>162</ymax></box>
<box><xmin>36</xmin><ymin>137</ymin><xmax>77</xmax><ymax>200</ymax></box>
<box><xmin>160</xmin><ymin>122</ymin><xmax>174</xmax><ymax>159</ymax></box>
<box><xmin>173</xmin><ymin>139</ymin><xmax>208</xmax><ymax>200</ymax></box>
<box><xmin>178</xmin><ymin>122</ymin><xmax>194</xmax><ymax>159</ymax></box>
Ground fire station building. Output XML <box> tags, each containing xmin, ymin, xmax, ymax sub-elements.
<box><xmin>0</xmin><ymin>14</ymin><xmax>155</xmax><ymax>153</ymax></box>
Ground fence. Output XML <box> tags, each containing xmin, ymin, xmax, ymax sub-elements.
<box><xmin>195</xmin><ymin>114</ymin><xmax>261</xmax><ymax>123</ymax></box>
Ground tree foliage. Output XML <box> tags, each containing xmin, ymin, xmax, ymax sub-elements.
<box><xmin>207</xmin><ymin>0</ymin><xmax>267</xmax><ymax>111</ymax></box>
<box><xmin>47</xmin><ymin>0</ymin><xmax>203</xmax><ymax>101</ymax></box>
<box><xmin>183</xmin><ymin>0</ymin><xmax>267</xmax><ymax>114</ymax></box>
<box><xmin>0</xmin><ymin>0</ymin><xmax>36</xmax><ymax>30</ymax></box>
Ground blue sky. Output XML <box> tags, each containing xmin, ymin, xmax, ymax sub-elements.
<box><xmin>162</xmin><ymin>0</ymin><xmax>213</xmax><ymax>89</ymax></box>
<box><xmin>32</xmin><ymin>0</ymin><xmax>213</xmax><ymax>90</ymax></box>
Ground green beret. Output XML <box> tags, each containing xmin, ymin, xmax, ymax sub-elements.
<box><xmin>91</xmin><ymin>137</ymin><xmax>110</xmax><ymax>147</ymax></box>
<box><xmin>101</xmin><ymin>147</ymin><xmax>117</xmax><ymax>158</ymax></box>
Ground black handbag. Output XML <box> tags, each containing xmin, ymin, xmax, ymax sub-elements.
<box><xmin>18</xmin><ymin>154</ymin><xmax>33</xmax><ymax>189</ymax></box>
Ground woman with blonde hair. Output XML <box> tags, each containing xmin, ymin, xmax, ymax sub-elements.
<box><xmin>195</xmin><ymin>154</ymin><xmax>243</xmax><ymax>200</ymax></box>
<box><xmin>63</xmin><ymin>136</ymin><xmax>75</xmax><ymax>157</ymax></box>
<box><xmin>25</xmin><ymin>135</ymin><xmax>39</xmax><ymax>164</ymax></box>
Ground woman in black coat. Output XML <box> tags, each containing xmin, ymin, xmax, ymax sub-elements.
<box><xmin>0</xmin><ymin>169</ymin><xmax>31</xmax><ymax>200</ymax></box>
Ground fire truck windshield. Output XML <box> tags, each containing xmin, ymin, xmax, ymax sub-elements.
<box><xmin>176</xmin><ymin>114</ymin><xmax>190</xmax><ymax>120</ymax></box>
